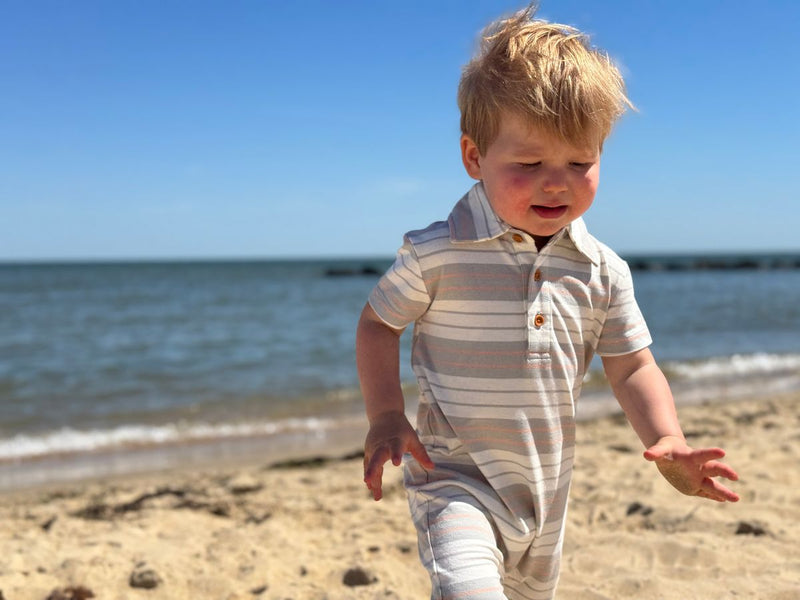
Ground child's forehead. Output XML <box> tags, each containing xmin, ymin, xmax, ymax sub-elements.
<box><xmin>495</xmin><ymin>112</ymin><xmax>600</xmax><ymax>154</ymax></box>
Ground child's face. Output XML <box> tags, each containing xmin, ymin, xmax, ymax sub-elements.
<box><xmin>461</xmin><ymin>112</ymin><xmax>600</xmax><ymax>240</ymax></box>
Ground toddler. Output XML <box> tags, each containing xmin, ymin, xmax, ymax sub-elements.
<box><xmin>356</xmin><ymin>6</ymin><xmax>739</xmax><ymax>599</ymax></box>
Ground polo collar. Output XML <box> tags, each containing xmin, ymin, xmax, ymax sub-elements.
<box><xmin>448</xmin><ymin>182</ymin><xmax>508</xmax><ymax>243</ymax></box>
<box><xmin>447</xmin><ymin>182</ymin><xmax>600</xmax><ymax>265</ymax></box>
<box><xmin>564</xmin><ymin>216</ymin><xmax>601</xmax><ymax>265</ymax></box>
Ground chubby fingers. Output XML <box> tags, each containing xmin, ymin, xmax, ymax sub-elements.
<box><xmin>645</xmin><ymin>443</ymin><xmax>732</xmax><ymax>474</ymax></box>
<box><xmin>363</xmin><ymin>437</ymin><xmax>408</xmax><ymax>501</ymax></box>
<box><xmin>363</xmin><ymin>437</ymin><xmax>435</xmax><ymax>501</ymax></box>
<box><xmin>363</xmin><ymin>445</ymin><xmax>392</xmax><ymax>501</ymax></box>
<box><xmin>644</xmin><ymin>440</ymin><xmax>726</xmax><ymax>462</ymax></box>
<box><xmin>693</xmin><ymin>449</ymin><xmax>740</xmax><ymax>496</ymax></box>
<box><xmin>699</xmin><ymin>458</ymin><xmax>739</xmax><ymax>482</ymax></box>
<box><xmin>688</xmin><ymin>447</ymin><xmax>727</xmax><ymax>464</ymax></box>
<box><xmin>699</xmin><ymin>477</ymin><xmax>741</xmax><ymax>503</ymax></box>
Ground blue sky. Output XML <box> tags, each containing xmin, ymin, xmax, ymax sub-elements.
<box><xmin>2</xmin><ymin>1</ymin><xmax>798</xmax><ymax>260</ymax></box>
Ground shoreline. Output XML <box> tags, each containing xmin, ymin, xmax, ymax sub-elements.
<box><xmin>3</xmin><ymin>368</ymin><xmax>799</xmax><ymax>493</ymax></box>
<box><xmin>0</xmin><ymin>421</ymin><xmax>369</xmax><ymax>492</ymax></box>
<box><xmin>0</xmin><ymin>391</ymin><xmax>797</xmax><ymax>598</ymax></box>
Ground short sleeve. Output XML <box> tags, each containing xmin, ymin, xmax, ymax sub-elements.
<box><xmin>368</xmin><ymin>237</ymin><xmax>432</xmax><ymax>330</ymax></box>
<box><xmin>595</xmin><ymin>261</ymin><xmax>652</xmax><ymax>356</ymax></box>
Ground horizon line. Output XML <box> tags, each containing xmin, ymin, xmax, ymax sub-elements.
<box><xmin>1</xmin><ymin>249</ymin><xmax>799</xmax><ymax>266</ymax></box>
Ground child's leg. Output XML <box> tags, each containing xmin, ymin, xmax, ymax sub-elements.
<box><xmin>409</xmin><ymin>488</ymin><xmax>507</xmax><ymax>600</ymax></box>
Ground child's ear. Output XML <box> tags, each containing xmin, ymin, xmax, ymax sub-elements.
<box><xmin>460</xmin><ymin>135</ymin><xmax>483</xmax><ymax>180</ymax></box>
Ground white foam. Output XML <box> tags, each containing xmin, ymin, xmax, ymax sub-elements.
<box><xmin>667</xmin><ymin>352</ymin><xmax>800</xmax><ymax>380</ymax></box>
<box><xmin>4</xmin><ymin>352</ymin><xmax>798</xmax><ymax>463</ymax></box>
<box><xmin>0</xmin><ymin>417</ymin><xmax>334</xmax><ymax>461</ymax></box>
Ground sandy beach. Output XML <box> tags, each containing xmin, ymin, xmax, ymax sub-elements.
<box><xmin>1</xmin><ymin>392</ymin><xmax>798</xmax><ymax>600</ymax></box>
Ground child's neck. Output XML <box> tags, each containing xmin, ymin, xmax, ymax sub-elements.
<box><xmin>533</xmin><ymin>235</ymin><xmax>552</xmax><ymax>251</ymax></box>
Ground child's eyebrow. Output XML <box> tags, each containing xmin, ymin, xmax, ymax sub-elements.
<box><xmin>509</xmin><ymin>142</ymin><xmax>547</xmax><ymax>154</ymax></box>
<box><xmin>509</xmin><ymin>143</ymin><xmax>598</xmax><ymax>158</ymax></box>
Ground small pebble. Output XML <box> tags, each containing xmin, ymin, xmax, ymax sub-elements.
<box><xmin>129</xmin><ymin>563</ymin><xmax>163</xmax><ymax>589</ymax></box>
<box><xmin>626</xmin><ymin>502</ymin><xmax>653</xmax><ymax>516</ymax></box>
<box><xmin>735</xmin><ymin>521</ymin><xmax>767</xmax><ymax>536</ymax></box>
<box><xmin>250</xmin><ymin>584</ymin><xmax>268</xmax><ymax>595</ymax></box>
<box><xmin>45</xmin><ymin>587</ymin><xmax>95</xmax><ymax>600</ymax></box>
<box><xmin>343</xmin><ymin>566</ymin><xmax>377</xmax><ymax>587</ymax></box>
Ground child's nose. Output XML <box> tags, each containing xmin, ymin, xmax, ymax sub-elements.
<box><xmin>541</xmin><ymin>169</ymin><xmax>568</xmax><ymax>193</ymax></box>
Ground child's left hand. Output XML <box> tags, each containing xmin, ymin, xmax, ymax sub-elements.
<box><xmin>644</xmin><ymin>435</ymin><xmax>740</xmax><ymax>502</ymax></box>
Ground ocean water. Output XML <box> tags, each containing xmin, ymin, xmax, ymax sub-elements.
<box><xmin>1</xmin><ymin>256</ymin><xmax>799</xmax><ymax>488</ymax></box>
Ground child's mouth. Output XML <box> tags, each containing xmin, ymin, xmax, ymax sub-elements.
<box><xmin>531</xmin><ymin>205</ymin><xmax>568</xmax><ymax>219</ymax></box>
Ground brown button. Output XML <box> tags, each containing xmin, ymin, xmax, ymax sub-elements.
<box><xmin>533</xmin><ymin>269</ymin><xmax>542</xmax><ymax>282</ymax></box>
<box><xmin>533</xmin><ymin>313</ymin><xmax>545</xmax><ymax>328</ymax></box>
<box><xmin>512</xmin><ymin>233</ymin><xmax>524</xmax><ymax>243</ymax></box>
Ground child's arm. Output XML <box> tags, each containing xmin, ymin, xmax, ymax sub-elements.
<box><xmin>356</xmin><ymin>303</ymin><xmax>434</xmax><ymax>501</ymax></box>
<box><xmin>602</xmin><ymin>348</ymin><xmax>740</xmax><ymax>502</ymax></box>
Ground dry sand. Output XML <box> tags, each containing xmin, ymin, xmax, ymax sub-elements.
<box><xmin>1</xmin><ymin>393</ymin><xmax>798</xmax><ymax>600</ymax></box>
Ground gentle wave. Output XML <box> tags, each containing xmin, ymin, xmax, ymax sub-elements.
<box><xmin>2</xmin><ymin>352</ymin><xmax>798</xmax><ymax>463</ymax></box>
<box><xmin>665</xmin><ymin>352</ymin><xmax>800</xmax><ymax>379</ymax></box>
<box><xmin>0</xmin><ymin>417</ymin><xmax>340</xmax><ymax>461</ymax></box>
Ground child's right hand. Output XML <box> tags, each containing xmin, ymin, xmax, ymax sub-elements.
<box><xmin>363</xmin><ymin>410</ymin><xmax>434</xmax><ymax>501</ymax></box>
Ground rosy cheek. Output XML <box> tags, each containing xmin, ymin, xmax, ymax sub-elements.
<box><xmin>506</xmin><ymin>173</ymin><xmax>532</xmax><ymax>189</ymax></box>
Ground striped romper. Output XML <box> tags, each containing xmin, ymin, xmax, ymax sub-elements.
<box><xmin>368</xmin><ymin>183</ymin><xmax>652</xmax><ymax>600</ymax></box>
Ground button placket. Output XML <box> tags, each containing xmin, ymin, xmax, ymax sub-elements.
<box><xmin>526</xmin><ymin>259</ymin><xmax>551</xmax><ymax>359</ymax></box>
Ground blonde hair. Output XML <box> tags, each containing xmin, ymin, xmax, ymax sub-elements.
<box><xmin>458</xmin><ymin>4</ymin><xmax>633</xmax><ymax>153</ymax></box>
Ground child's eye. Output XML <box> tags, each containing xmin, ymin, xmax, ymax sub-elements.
<box><xmin>570</xmin><ymin>162</ymin><xmax>593</xmax><ymax>169</ymax></box>
<box><xmin>517</xmin><ymin>162</ymin><xmax>542</xmax><ymax>169</ymax></box>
